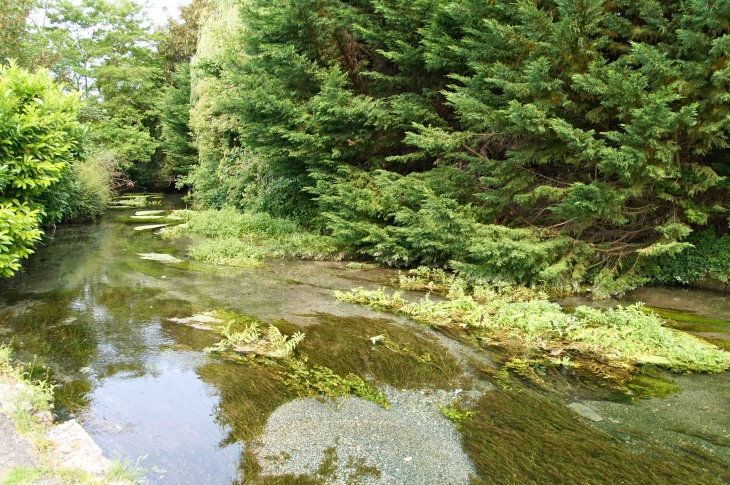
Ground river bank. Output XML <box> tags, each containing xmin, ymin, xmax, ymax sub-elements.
<box><xmin>0</xmin><ymin>344</ymin><xmax>137</xmax><ymax>484</ymax></box>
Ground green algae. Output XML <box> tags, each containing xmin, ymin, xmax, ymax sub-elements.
<box><xmin>462</xmin><ymin>388</ymin><xmax>730</xmax><ymax>485</ymax></box>
<box><xmin>197</xmin><ymin>360</ymin><xmax>294</xmax><ymax>443</ymax></box>
<box><xmin>237</xmin><ymin>443</ymin><xmax>381</xmax><ymax>485</ymax></box>
<box><xmin>646</xmin><ymin>307</ymin><xmax>730</xmax><ymax>327</ymax></box>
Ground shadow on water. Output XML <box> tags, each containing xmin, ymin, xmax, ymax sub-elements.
<box><xmin>1</xmin><ymin>197</ymin><xmax>730</xmax><ymax>483</ymax></box>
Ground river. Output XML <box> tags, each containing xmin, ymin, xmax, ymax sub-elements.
<box><xmin>1</xmin><ymin>197</ymin><xmax>729</xmax><ymax>484</ymax></box>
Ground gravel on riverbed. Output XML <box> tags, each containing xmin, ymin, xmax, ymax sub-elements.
<box><xmin>253</xmin><ymin>387</ymin><xmax>479</xmax><ymax>485</ymax></box>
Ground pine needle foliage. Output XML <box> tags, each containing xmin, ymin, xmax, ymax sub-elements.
<box><xmin>188</xmin><ymin>0</ymin><xmax>730</xmax><ymax>293</ymax></box>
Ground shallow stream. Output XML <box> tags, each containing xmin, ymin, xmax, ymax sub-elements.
<box><xmin>1</xmin><ymin>197</ymin><xmax>730</xmax><ymax>484</ymax></box>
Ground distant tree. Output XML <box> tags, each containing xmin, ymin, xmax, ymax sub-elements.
<box><xmin>157</xmin><ymin>0</ymin><xmax>210</xmax><ymax>182</ymax></box>
<box><xmin>0</xmin><ymin>0</ymin><xmax>32</xmax><ymax>65</ymax></box>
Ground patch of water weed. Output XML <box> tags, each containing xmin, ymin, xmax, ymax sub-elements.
<box><xmin>625</xmin><ymin>373</ymin><xmax>682</xmax><ymax>399</ymax></box>
<box><xmin>206</xmin><ymin>320</ymin><xmax>305</xmax><ymax>358</ymax></box>
<box><xmin>53</xmin><ymin>379</ymin><xmax>92</xmax><ymax>420</ymax></box>
<box><xmin>462</xmin><ymin>389</ymin><xmax>730</xmax><ymax>485</ymax></box>
<box><xmin>112</xmin><ymin>195</ymin><xmax>159</xmax><ymax>208</ymax></box>
<box><xmin>196</xmin><ymin>361</ymin><xmax>294</xmax><ymax>443</ymax></box>
<box><xmin>438</xmin><ymin>399</ymin><xmax>474</xmax><ymax>425</ymax></box>
<box><xmin>336</xmin><ymin>273</ymin><xmax>730</xmax><ymax>375</ymax></box>
<box><xmin>236</xmin><ymin>443</ymin><xmax>380</xmax><ymax>485</ymax></box>
<box><xmin>645</xmin><ymin>307</ymin><xmax>730</xmax><ymax>327</ymax></box>
<box><xmin>346</xmin><ymin>262</ymin><xmax>379</xmax><ymax>269</ymax></box>
<box><xmin>188</xmin><ymin>237</ymin><xmax>266</xmax><ymax>267</ymax></box>
<box><xmin>124</xmin><ymin>260</ymin><xmax>169</xmax><ymax>278</ymax></box>
<box><xmin>299</xmin><ymin>314</ymin><xmax>464</xmax><ymax>390</ymax></box>
<box><xmin>1</xmin><ymin>297</ymin><xmax>98</xmax><ymax>369</ymax></box>
<box><xmin>281</xmin><ymin>357</ymin><xmax>389</xmax><ymax>411</ymax></box>
<box><xmin>396</xmin><ymin>266</ymin><xmax>460</xmax><ymax>294</ymax></box>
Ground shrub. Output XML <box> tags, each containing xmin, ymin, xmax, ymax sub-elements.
<box><xmin>61</xmin><ymin>155</ymin><xmax>112</xmax><ymax>222</ymax></box>
<box><xmin>0</xmin><ymin>62</ymin><xmax>83</xmax><ymax>277</ymax></box>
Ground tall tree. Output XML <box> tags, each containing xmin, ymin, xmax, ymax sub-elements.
<box><xmin>157</xmin><ymin>0</ymin><xmax>210</xmax><ymax>182</ymax></box>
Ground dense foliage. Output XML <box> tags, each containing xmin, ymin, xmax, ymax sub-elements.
<box><xmin>187</xmin><ymin>0</ymin><xmax>730</xmax><ymax>293</ymax></box>
<box><xmin>0</xmin><ymin>63</ymin><xmax>83</xmax><ymax>276</ymax></box>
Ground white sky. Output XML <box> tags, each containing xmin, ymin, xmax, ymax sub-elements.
<box><xmin>146</xmin><ymin>0</ymin><xmax>192</xmax><ymax>26</ymax></box>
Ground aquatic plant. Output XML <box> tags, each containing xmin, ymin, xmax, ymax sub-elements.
<box><xmin>280</xmin><ymin>358</ymin><xmax>389</xmax><ymax>411</ymax></box>
<box><xmin>206</xmin><ymin>319</ymin><xmax>305</xmax><ymax>359</ymax></box>
<box><xmin>187</xmin><ymin>237</ymin><xmax>265</xmax><ymax>267</ymax></box>
<box><xmin>346</xmin><ymin>262</ymin><xmax>379</xmax><ymax>269</ymax></box>
<box><xmin>438</xmin><ymin>400</ymin><xmax>474</xmax><ymax>425</ymax></box>
<box><xmin>113</xmin><ymin>196</ymin><xmax>150</xmax><ymax>208</ymax></box>
<box><xmin>463</xmin><ymin>389</ymin><xmax>730</xmax><ymax>485</ymax></box>
<box><xmin>336</xmin><ymin>272</ymin><xmax>730</xmax><ymax>375</ymax></box>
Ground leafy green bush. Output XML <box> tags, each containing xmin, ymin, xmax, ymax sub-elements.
<box><xmin>0</xmin><ymin>62</ymin><xmax>83</xmax><ymax>277</ymax></box>
<box><xmin>642</xmin><ymin>230</ymin><xmax>730</xmax><ymax>285</ymax></box>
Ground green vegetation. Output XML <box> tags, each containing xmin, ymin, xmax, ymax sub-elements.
<box><xmin>162</xmin><ymin>208</ymin><xmax>339</xmax><ymax>265</ymax></box>
<box><xmin>281</xmin><ymin>358</ymin><xmax>389</xmax><ymax>411</ymax></box>
<box><xmin>180</xmin><ymin>0</ymin><xmax>730</xmax><ymax>294</ymax></box>
<box><xmin>0</xmin><ymin>63</ymin><xmax>85</xmax><ymax>277</ymax></box>
<box><xmin>206</xmin><ymin>319</ymin><xmax>306</xmax><ymax>358</ymax></box>
<box><xmin>337</xmin><ymin>268</ymin><xmax>730</xmax><ymax>376</ymax></box>
<box><xmin>462</xmin><ymin>389</ymin><xmax>730</xmax><ymax>485</ymax></box>
<box><xmin>62</xmin><ymin>155</ymin><xmax>113</xmax><ymax>222</ymax></box>
<box><xmin>0</xmin><ymin>344</ymin><xmax>54</xmax><ymax>435</ymax></box>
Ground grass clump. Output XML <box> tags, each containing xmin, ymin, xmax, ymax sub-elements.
<box><xmin>336</xmin><ymin>269</ymin><xmax>730</xmax><ymax>376</ymax></box>
<box><xmin>105</xmin><ymin>455</ymin><xmax>148</xmax><ymax>483</ymax></box>
<box><xmin>187</xmin><ymin>237</ymin><xmax>265</xmax><ymax>267</ymax></box>
<box><xmin>161</xmin><ymin>208</ymin><xmax>340</xmax><ymax>265</ymax></box>
<box><xmin>0</xmin><ymin>344</ymin><xmax>55</xmax><ymax>435</ymax></box>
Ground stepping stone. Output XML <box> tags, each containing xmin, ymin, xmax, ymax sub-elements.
<box><xmin>135</xmin><ymin>210</ymin><xmax>165</xmax><ymax>216</ymax></box>
<box><xmin>133</xmin><ymin>224</ymin><xmax>169</xmax><ymax>232</ymax></box>
<box><xmin>137</xmin><ymin>253</ymin><xmax>183</xmax><ymax>264</ymax></box>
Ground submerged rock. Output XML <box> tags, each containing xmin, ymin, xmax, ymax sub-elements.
<box><xmin>567</xmin><ymin>402</ymin><xmax>604</xmax><ymax>422</ymax></box>
<box><xmin>47</xmin><ymin>419</ymin><xmax>112</xmax><ymax>477</ymax></box>
<box><xmin>137</xmin><ymin>253</ymin><xmax>183</xmax><ymax>264</ymax></box>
